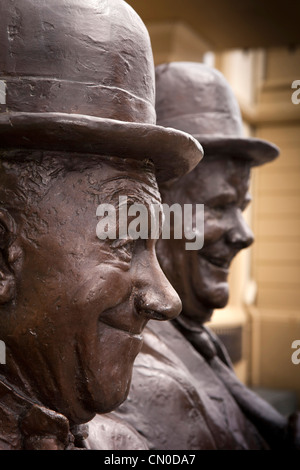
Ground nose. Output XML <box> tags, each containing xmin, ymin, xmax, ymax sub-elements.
<box><xmin>134</xmin><ymin>251</ymin><xmax>182</xmax><ymax>322</ymax></box>
<box><xmin>226</xmin><ymin>210</ymin><xmax>254</xmax><ymax>250</ymax></box>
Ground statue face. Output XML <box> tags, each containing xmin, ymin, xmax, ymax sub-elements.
<box><xmin>157</xmin><ymin>157</ymin><xmax>254</xmax><ymax>325</ymax></box>
<box><xmin>1</xmin><ymin>157</ymin><xmax>181</xmax><ymax>424</ymax></box>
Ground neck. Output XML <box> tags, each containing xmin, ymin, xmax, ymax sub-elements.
<box><xmin>0</xmin><ymin>347</ymin><xmax>42</xmax><ymax>406</ymax></box>
<box><xmin>174</xmin><ymin>304</ymin><xmax>214</xmax><ymax>331</ymax></box>
<box><xmin>0</xmin><ymin>370</ymin><xmax>84</xmax><ymax>450</ymax></box>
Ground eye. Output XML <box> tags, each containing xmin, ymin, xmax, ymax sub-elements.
<box><xmin>111</xmin><ymin>238</ymin><xmax>135</xmax><ymax>263</ymax></box>
<box><xmin>213</xmin><ymin>205</ymin><xmax>226</xmax><ymax>212</ymax></box>
<box><xmin>212</xmin><ymin>203</ymin><xmax>232</xmax><ymax>214</ymax></box>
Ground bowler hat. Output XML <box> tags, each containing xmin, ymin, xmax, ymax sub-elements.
<box><xmin>0</xmin><ymin>1</ymin><xmax>203</xmax><ymax>183</ymax></box>
<box><xmin>156</xmin><ymin>62</ymin><xmax>279</xmax><ymax>166</ymax></box>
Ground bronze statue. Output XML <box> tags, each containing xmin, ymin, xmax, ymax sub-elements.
<box><xmin>0</xmin><ymin>4</ymin><xmax>203</xmax><ymax>450</ymax></box>
<box><xmin>116</xmin><ymin>62</ymin><xmax>300</xmax><ymax>450</ymax></box>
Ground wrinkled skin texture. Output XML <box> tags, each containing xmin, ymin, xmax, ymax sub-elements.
<box><xmin>0</xmin><ymin>153</ymin><xmax>181</xmax><ymax>430</ymax></box>
<box><xmin>157</xmin><ymin>157</ymin><xmax>254</xmax><ymax>326</ymax></box>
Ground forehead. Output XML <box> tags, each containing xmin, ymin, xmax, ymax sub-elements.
<box><xmin>81</xmin><ymin>158</ymin><xmax>161</xmax><ymax>208</ymax></box>
<box><xmin>0</xmin><ymin>153</ymin><xmax>161</xmax><ymax>218</ymax></box>
<box><xmin>183</xmin><ymin>156</ymin><xmax>251</xmax><ymax>203</ymax></box>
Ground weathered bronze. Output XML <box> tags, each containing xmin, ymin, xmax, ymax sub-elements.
<box><xmin>0</xmin><ymin>4</ymin><xmax>203</xmax><ymax>450</ymax></box>
<box><xmin>116</xmin><ymin>62</ymin><xmax>300</xmax><ymax>450</ymax></box>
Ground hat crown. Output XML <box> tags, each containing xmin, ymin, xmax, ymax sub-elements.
<box><xmin>155</xmin><ymin>62</ymin><xmax>243</xmax><ymax>138</ymax></box>
<box><xmin>0</xmin><ymin>0</ymin><xmax>156</xmax><ymax>124</ymax></box>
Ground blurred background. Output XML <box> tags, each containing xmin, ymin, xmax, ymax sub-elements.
<box><xmin>127</xmin><ymin>0</ymin><xmax>300</xmax><ymax>414</ymax></box>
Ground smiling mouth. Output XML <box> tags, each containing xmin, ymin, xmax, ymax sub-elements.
<box><xmin>98</xmin><ymin>318</ymin><xmax>143</xmax><ymax>340</ymax></box>
<box><xmin>202</xmin><ymin>254</ymin><xmax>231</xmax><ymax>271</ymax></box>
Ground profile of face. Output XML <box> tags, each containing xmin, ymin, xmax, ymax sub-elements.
<box><xmin>0</xmin><ymin>153</ymin><xmax>181</xmax><ymax>425</ymax></box>
<box><xmin>157</xmin><ymin>156</ymin><xmax>254</xmax><ymax>326</ymax></box>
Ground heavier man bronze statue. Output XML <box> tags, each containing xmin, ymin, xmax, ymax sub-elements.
<box><xmin>0</xmin><ymin>4</ymin><xmax>203</xmax><ymax>450</ymax></box>
<box><xmin>116</xmin><ymin>62</ymin><xmax>300</xmax><ymax>450</ymax></box>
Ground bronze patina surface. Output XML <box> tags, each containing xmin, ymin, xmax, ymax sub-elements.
<box><xmin>0</xmin><ymin>4</ymin><xmax>203</xmax><ymax>450</ymax></box>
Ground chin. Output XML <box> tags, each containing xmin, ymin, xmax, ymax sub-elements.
<box><xmin>88</xmin><ymin>371</ymin><xmax>133</xmax><ymax>416</ymax></box>
<box><xmin>182</xmin><ymin>300</ymin><xmax>212</xmax><ymax>326</ymax></box>
<box><xmin>185</xmin><ymin>282</ymin><xmax>229</xmax><ymax>325</ymax></box>
<box><xmin>206</xmin><ymin>283</ymin><xmax>229</xmax><ymax>310</ymax></box>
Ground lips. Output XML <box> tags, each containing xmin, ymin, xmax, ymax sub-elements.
<box><xmin>98</xmin><ymin>314</ymin><xmax>144</xmax><ymax>341</ymax></box>
<box><xmin>201</xmin><ymin>254</ymin><xmax>231</xmax><ymax>271</ymax></box>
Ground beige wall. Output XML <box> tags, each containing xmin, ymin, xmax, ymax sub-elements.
<box><xmin>249</xmin><ymin>48</ymin><xmax>300</xmax><ymax>403</ymax></box>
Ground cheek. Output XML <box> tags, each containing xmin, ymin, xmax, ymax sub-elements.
<box><xmin>204</xmin><ymin>215</ymin><xmax>227</xmax><ymax>244</ymax></box>
<box><xmin>190</xmin><ymin>253</ymin><xmax>208</xmax><ymax>289</ymax></box>
<box><xmin>74</xmin><ymin>264</ymin><xmax>133</xmax><ymax>312</ymax></box>
<box><xmin>179</xmin><ymin>250</ymin><xmax>200</xmax><ymax>292</ymax></box>
<box><xmin>158</xmin><ymin>239</ymin><xmax>186</xmax><ymax>285</ymax></box>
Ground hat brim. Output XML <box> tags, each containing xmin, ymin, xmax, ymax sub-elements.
<box><xmin>192</xmin><ymin>135</ymin><xmax>279</xmax><ymax>167</ymax></box>
<box><xmin>0</xmin><ymin>113</ymin><xmax>203</xmax><ymax>184</ymax></box>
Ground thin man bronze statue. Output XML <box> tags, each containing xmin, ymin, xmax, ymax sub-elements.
<box><xmin>0</xmin><ymin>5</ymin><xmax>203</xmax><ymax>450</ymax></box>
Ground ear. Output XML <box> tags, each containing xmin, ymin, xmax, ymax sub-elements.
<box><xmin>0</xmin><ymin>209</ymin><xmax>17</xmax><ymax>304</ymax></box>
